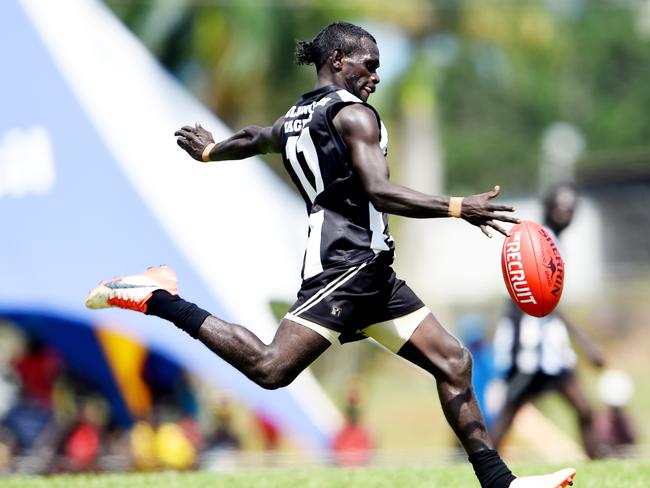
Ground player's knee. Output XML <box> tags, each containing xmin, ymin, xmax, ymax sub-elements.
<box><xmin>250</xmin><ymin>352</ymin><xmax>295</xmax><ymax>390</ymax></box>
<box><xmin>255</xmin><ymin>372</ymin><xmax>293</xmax><ymax>390</ymax></box>
<box><xmin>443</xmin><ymin>344</ymin><xmax>473</xmax><ymax>386</ymax></box>
<box><xmin>458</xmin><ymin>345</ymin><xmax>473</xmax><ymax>378</ymax></box>
<box><xmin>250</xmin><ymin>366</ymin><xmax>286</xmax><ymax>390</ymax></box>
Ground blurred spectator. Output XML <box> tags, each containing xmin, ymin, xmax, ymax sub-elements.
<box><xmin>177</xmin><ymin>414</ymin><xmax>203</xmax><ymax>452</ymax></box>
<box><xmin>206</xmin><ymin>398</ymin><xmax>241</xmax><ymax>451</ymax></box>
<box><xmin>151</xmin><ymin>403</ymin><xmax>198</xmax><ymax>471</ymax></box>
<box><xmin>0</xmin><ymin>326</ymin><xmax>214</xmax><ymax>474</ymax></box>
<box><xmin>155</xmin><ymin>420</ymin><xmax>196</xmax><ymax>470</ymax></box>
<box><xmin>129</xmin><ymin>419</ymin><xmax>157</xmax><ymax>471</ymax></box>
<box><xmin>490</xmin><ymin>183</ymin><xmax>604</xmax><ymax>459</ymax></box>
<box><xmin>201</xmin><ymin>396</ymin><xmax>244</xmax><ymax>471</ymax></box>
<box><xmin>1</xmin><ymin>387</ymin><xmax>59</xmax><ymax>457</ymax></box>
<box><xmin>332</xmin><ymin>378</ymin><xmax>373</xmax><ymax>466</ymax></box>
<box><xmin>137</xmin><ymin>354</ymin><xmax>201</xmax><ymax>470</ymax></box>
<box><xmin>12</xmin><ymin>337</ymin><xmax>63</xmax><ymax>409</ymax></box>
<box><xmin>55</xmin><ymin>395</ymin><xmax>109</xmax><ymax>472</ymax></box>
<box><xmin>255</xmin><ymin>411</ymin><xmax>281</xmax><ymax>453</ymax></box>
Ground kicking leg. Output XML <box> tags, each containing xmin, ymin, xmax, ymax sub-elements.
<box><xmin>86</xmin><ymin>266</ymin><xmax>330</xmax><ymax>390</ymax></box>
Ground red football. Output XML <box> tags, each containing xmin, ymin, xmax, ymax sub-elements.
<box><xmin>501</xmin><ymin>220</ymin><xmax>564</xmax><ymax>317</ymax></box>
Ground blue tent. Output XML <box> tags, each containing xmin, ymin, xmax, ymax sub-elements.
<box><xmin>0</xmin><ymin>0</ymin><xmax>340</xmax><ymax>451</ymax></box>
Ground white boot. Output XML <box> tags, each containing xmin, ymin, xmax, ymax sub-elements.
<box><xmin>509</xmin><ymin>468</ymin><xmax>576</xmax><ymax>488</ymax></box>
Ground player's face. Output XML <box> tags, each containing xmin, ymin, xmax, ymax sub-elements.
<box><xmin>340</xmin><ymin>38</ymin><xmax>381</xmax><ymax>102</ymax></box>
<box><xmin>547</xmin><ymin>187</ymin><xmax>577</xmax><ymax>232</ymax></box>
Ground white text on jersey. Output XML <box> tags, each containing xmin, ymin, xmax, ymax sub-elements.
<box><xmin>284</xmin><ymin>97</ymin><xmax>331</xmax><ymax>134</ymax></box>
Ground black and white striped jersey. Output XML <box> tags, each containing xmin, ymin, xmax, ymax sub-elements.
<box><xmin>493</xmin><ymin>303</ymin><xmax>577</xmax><ymax>378</ymax></box>
<box><xmin>280</xmin><ymin>84</ymin><xmax>394</xmax><ymax>280</ymax></box>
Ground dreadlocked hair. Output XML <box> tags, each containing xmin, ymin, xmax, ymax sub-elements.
<box><xmin>294</xmin><ymin>22</ymin><xmax>376</xmax><ymax>70</ymax></box>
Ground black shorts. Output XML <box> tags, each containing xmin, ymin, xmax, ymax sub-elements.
<box><xmin>505</xmin><ymin>370</ymin><xmax>574</xmax><ymax>405</ymax></box>
<box><xmin>286</xmin><ymin>253</ymin><xmax>425</xmax><ymax>344</ymax></box>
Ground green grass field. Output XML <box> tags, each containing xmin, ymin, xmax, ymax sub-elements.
<box><xmin>3</xmin><ymin>460</ymin><xmax>650</xmax><ymax>488</ymax></box>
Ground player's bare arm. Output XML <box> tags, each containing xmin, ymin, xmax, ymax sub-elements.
<box><xmin>556</xmin><ymin>310</ymin><xmax>605</xmax><ymax>368</ymax></box>
<box><xmin>334</xmin><ymin>104</ymin><xmax>518</xmax><ymax>237</ymax></box>
<box><xmin>175</xmin><ymin>116</ymin><xmax>284</xmax><ymax>162</ymax></box>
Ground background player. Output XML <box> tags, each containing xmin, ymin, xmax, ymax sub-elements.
<box><xmin>491</xmin><ymin>182</ymin><xmax>605</xmax><ymax>459</ymax></box>
<box><xmin>87</xmin><ymin>22</ymin><xmax>576</xmax><ymax>487</ymax></box>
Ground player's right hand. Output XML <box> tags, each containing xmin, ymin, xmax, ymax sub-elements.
<box><xmin>461</xmin><ymin>185</ymin><xmax>520</xmax><ymax>238</ymax></box>
<box><xmin>175</xmin><ymin>123</ymin><xmax>215</xmax><ymax>161</ymax></box>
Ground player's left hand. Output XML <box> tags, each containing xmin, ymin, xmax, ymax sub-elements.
<box><xmin>175</xmin><ymin>123</ymin><xmax>215</xmax><ymax>161</ymax></box>
<box><xmin>461</xmin><ymin>185</ymin><xmax>520</xmax><ymax>238</ymax></box>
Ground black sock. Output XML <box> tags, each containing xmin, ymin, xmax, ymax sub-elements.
<box><xmin>468</xmin><ymin>449</ymin><xmax>516</xmax><ymax>488</ymax></box>
<box><xmin>145</xmin><ymin>290</ymin><xmax>211</xmax><ymax>339</ymax></box>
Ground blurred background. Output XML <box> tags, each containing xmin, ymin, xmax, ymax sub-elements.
<box><xmin>1</xmin><ymin>0</ymin><xmax>649</xmax><ymax>476</ymax></box>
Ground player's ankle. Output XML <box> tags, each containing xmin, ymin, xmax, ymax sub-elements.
<box><xmin>468</xmin><ymin>449</ymin><xmax>516</xmax><ymax>488</ymax></box>
<box><xmin>145</xmin><ymin>290</ymin><xmax>210</xmax><ymax>338</ymax></box>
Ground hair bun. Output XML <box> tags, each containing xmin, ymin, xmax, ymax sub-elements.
<box><xmin>295</xmin><ymin>40</ymin><xmax>315</xmax><ymax>65</ymax></box>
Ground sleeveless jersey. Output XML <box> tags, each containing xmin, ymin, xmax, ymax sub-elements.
<box><xmin>280</xmin><ymin>85</ymin><xmax>394</xmax><ymax>280</ymax></box>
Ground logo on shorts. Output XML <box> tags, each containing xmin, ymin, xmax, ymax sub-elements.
<box><xmin>330</xmin><ymin>305</ymin><xmax>342</xmax><ymax>318</ymax></box>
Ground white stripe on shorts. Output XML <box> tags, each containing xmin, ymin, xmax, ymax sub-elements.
<box><xmin>284</xmin><ymin>312</ymin><xmax>340</xmax><ymax>344</ymax></box>
<box><xmin>363</xmin><ymin>306</ymin><xmax>430</xmax><ymax>353</ymax></box>
<box><xmin>291</xmin><ymin>261</ymin><xmax>369</xmax><ymax>317</ymax></box>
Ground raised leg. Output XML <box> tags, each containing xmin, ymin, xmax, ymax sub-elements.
<box><xmin>85</xmin><ymin>266</ymin><xmax>331</xmax><ymax>390</ymax></box>
<box><xmin>197</xmin><ymin>317</ymin><xmax>331</xmax><ymax>390</ymax></box>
